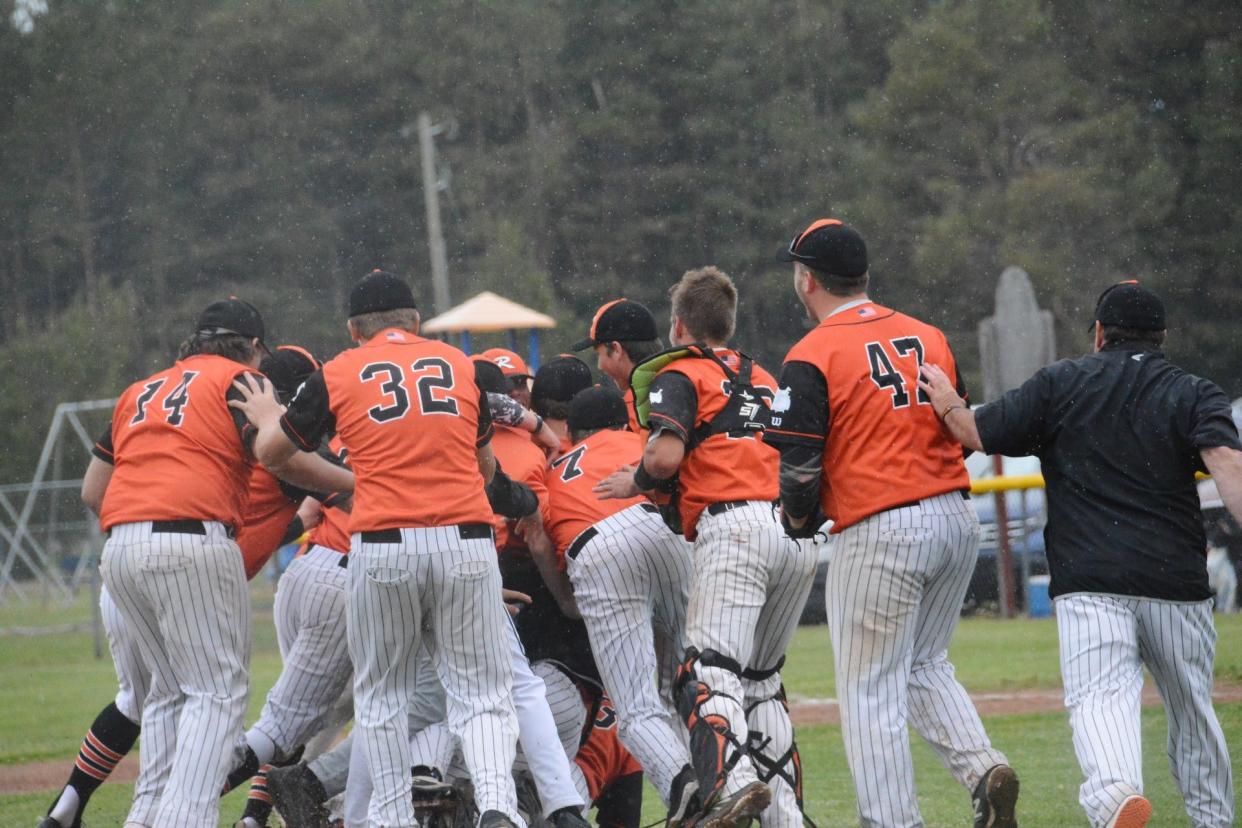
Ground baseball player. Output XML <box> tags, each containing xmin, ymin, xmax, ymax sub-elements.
<box><xmin>572</xmin><ymin>299</ymin><xmax>664</xmax><ymax>429</ymax></box>
<box><xmin>532</xmin><ymin>384</ymin><xmax>699</xmax><ymax>824</ymax></box>
<box><xmin>40</xmin><ymin>344</ymin><xmax>340</xmax><ymax>828</ymax></box>
<box><xmin>597</xmin><ymin>268</ymin><xmax>816</xmax><ymax>828</ymax></box>
<box><xmin>229</xmin><ymin>270</ymin><xmax>525</xmax><ymax>828</ymax></box>
<box><xmin>92</xmin><ymin>300</ymin><xmax>353</xmax><ymax>828</ymax></box>
<box><xmin>766</xmin><ymin>219</ymin><xmax>1016</xmax><ymax>828</ymax></box>
<box><xmin>922</xmin><ymin>280</ymin><xmax>1238</xmax><ymax>828</ymax></box>
<box><xmin>531</xmin><ymin>355</ymin><xmax>595</xmax><ymax>454</ymax></box>
<box><xmin>482</xmin><ymin>346</ymin><xmax>535</xmax><ymax>408</ymax></box>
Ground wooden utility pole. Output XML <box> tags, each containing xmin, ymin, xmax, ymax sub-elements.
<box><xmin>418</xmin><ymin>112</ymin><xmax>451</xmax><ymax>316</ymax></box>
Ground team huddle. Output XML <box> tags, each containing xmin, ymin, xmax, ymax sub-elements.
<box><xmin>37</xmin><ymin>219</ymin><xmax>1239</xmax><ymax>828</ymax></box>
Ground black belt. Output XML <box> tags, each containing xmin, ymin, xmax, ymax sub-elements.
<box><xmin>338</xmin><ymin>554</ymin><xmax>349</xmax><ymax>569</ymax></box>
<box><xmin>360</xmin><ymin>523</ymin><xmax>493</xmax><ymax>544</ymax></box>
<box><xmin>566</xmin><ymin>528</ymin><xmax>597</xmax><ymax>561</ymax></box>
<box><xmin>878</xmin><ymin>490</ymin><xmax>971</xmax><ymax>515</ymax></box>
<box><xmin>566</xmin><ymin>504</ymin><xmax>660</xmax><ymax>561</ymax></box>
<box><xmin>107</xmin><ymin>519</ymin><xmax>235</xmax><ymax>539</ymax></box>
<box><xmin>706</xmin><ymin>500</ymin><xmax>753</xmax><ymax>516</ymax></box>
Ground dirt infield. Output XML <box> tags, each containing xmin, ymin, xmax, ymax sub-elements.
<box><xmin>4</xmin><ymin>684</ymin><xmax>1241</xmax><ymax>796</ymax></box>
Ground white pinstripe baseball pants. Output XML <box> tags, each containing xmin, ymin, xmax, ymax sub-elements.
<box><xmin>251</xmin><ymin>545</ymin><xmax>353</xmax><ymax>758</ymax></box>
<box><xmin>827</xmin><ymin>492</ymin><xmax>1006</xmax><ymax>828</ymax></box>
<box><xmin>687</xmin><ymin>501</ymin><xmax>817</xmax><ymax>828</ymax></box>
<box><xmin>1056</xmin><ymin>593</ymin><xmax>1234</xmax><ymax>828</ymax></box>
<box><xmin>100</xmin><ymin>585</ymin><xmax>149</xmax><ymax>725</ymax></box>
<box><xmin>402</xmin><ymin>618</ymin><xmax>587</xmax><ymax>818</ymax></box>
<box><xmin>567</xmin><ymin>503</ymin><xmax>694</xmax><ymax>804</ymax></box>
<box><xmin>100</xmin><ymin>521</ymin><xmax>251</xmax><ymax>828</ymax></box>
<box><xmin>347</xmin><ymin>527</ymin><xmax>522</xmax><ymax>828</ymax></box>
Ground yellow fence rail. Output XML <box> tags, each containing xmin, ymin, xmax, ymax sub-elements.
<box><xmin>971</xmin><ymin>471</ymin><xmax>1209</xmax><ymax>495</ymax></box>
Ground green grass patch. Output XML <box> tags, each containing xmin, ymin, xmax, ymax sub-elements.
<box><xmin>2</xmin><ymin>592</ymin><xmax>1240</xmax><ymax>826</ymax></box>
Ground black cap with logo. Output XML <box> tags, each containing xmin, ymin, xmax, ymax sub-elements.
<box><xmin>260</xmin><ymin>345</ymin><xmax>321</xmax><ymax>399</ymax></box>
<box><xmin>1092</xmin><ymin>280</ymin><xmax>1166</xmax><ymax>331</ymax></box>
<box><xmin>196</xmin><ymin>298</ymin><xmax>266</xmax><ymax>344</ymax></box>
<box><xmin>472</xmin><ymin>357</ymin><xmax>509</xmax><ymax>396</ymax></box>
<box><xmin>568</xmin><ymin>385</ymin><xmax>629</xmax><ymax>433</ymax></box>
<box><xmin>572</xmin><ymin>299</ymin><xmax>659</xmax><ymax>351</ymax></box>
<box><xmin>349</xmin><ymin>269</ymin><xmax>418</xmax><ymax>317</ymax></box>
<box><xmin>777</xmin><ymin>218</ymin><xmax>869</xmax><ymax>278</ymax></box>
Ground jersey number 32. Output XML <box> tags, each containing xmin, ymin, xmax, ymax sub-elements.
<box><xmin>361</xmin><ymin>359</ymin><xmax>459</xmax><ymax>423</ymax></box>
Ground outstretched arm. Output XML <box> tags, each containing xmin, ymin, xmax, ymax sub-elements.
<box><xmin>918</xmin><ymin>364</ymin><xmax>983</xmax><ymax>452</ymax></box>
<box><xmin>1203</xmin><ymin>446</ymin><xmax>1242</xmax><ymax>528</ymax></box>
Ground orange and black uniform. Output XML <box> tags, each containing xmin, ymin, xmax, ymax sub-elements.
<box><xmin>646</xmin><ymin>349</ymin><xmax>778</xmax><ymax>540</ymax></box>
<box><xmin>279</xmin><ymin>328</ymin><xmax>493</xmax><ymax>533</ymax></box>
<box><xmin>765</xmin><ymin>300</ymin><xmax>970</xmax><ymax>531</ymax></box>
<box><xmin>99</xmin><ymin>354</ymin><xmax>259</xmax><ymax>532</ymax></box>
<box><xmin>545</xmin><ymin>428</ymin><xmax>647</xmax><ymax>563</ymax></box>
<box><xmin>307</xmin><ymin>438</ymin><xmax>352</xmax><ymax>555</ymax></box>
<box><xmin>575</xmin><ymin>690</ymin><xmax>643</xmax><ymax>828</ymax></box>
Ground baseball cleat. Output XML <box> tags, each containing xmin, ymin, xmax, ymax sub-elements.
<box><xmin>232</xmin><ymin>818</ymin><xmax>264</xmax><ymax>828</ymax></box>
<box><xmin>36</xmin><ymin>819</ymin><xmax>69</xmax><ymax>828</ymax></box>
<box><xmin>1105</xmin><ymin>795</ymin><xmax>1152</xmax><ymax>828</ymax></box>
<box><xmin>478</xmin><ymin>810</ymin><xmax>519</xmax><ymax>828</ymax></box>
<box><xmin>972</xmin><ymin>764</ymin><xmax>1019</xmax><ymax>828</ymax></box>
<box><xmin>267</xmin><ymin>762</ymin><xmax>330</xmax><ymax>828</ymax></box>
<box><xmin>667</xmin><ymin>764</ymin><xmax>702</xmax><ymax>827</ymax></box>
<box><xmin>548</xmin><ymin>806</ymin><xmax>590</xmax><ymax>828</ymax></box>
<box><xmin>695</xmin><ymin>781</ymin><xmax>771</xmax><ymax>828</ymax></box>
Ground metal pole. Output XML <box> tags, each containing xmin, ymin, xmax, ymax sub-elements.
<box><xmin>1019</xmin><ymin>487</ymin><xmax>1032</xmax><ymax>617</ymax></box>
<box><xmin>993</xmin><ymin>454</ymin><xmax>1017</xmax><ymax>618</ymax></box>
<box><xmin>418</xmin><ymin>112</ymin><xmax>451</xmax><ymax>316</ymax></box>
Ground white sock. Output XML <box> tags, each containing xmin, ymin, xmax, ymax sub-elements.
<box><xmin>49</xmin><ymin>786</ymin><xmax>81</xmax><ymax>824</ymax></box>
<box><xmin>245</xmin><ymin>728</ymin><xmax>280</xmax><ymax>767</ymax></box>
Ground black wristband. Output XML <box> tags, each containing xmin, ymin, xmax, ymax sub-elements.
<box><xmin>633</xmin><ymin>461</ymin><xmax>666</xmax><ymax>492</ymax></box>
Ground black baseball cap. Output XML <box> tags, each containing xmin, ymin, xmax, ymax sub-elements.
<box><xmin>196</xmin><ymin>297</ymin><xmax>266</xmax><ymax>343</ymax></box>
<box><xmin>568</xmin><ymin>385</ymin><xmax>628</xmax><ymax>433</ymax></box>
<box><xmin>572</xmin><ymin>299</ymin><xmax>659</xmax><ymax>351</ymax></box>
<box><xmin>349</xmin><ymin>269</ymin><xmax>418</xmax><ymax>317</ymax></box>
<box><xmin>531</xmin><ymin>355</ymin><xmax>594</xmax><ymax>411</ymax></box>
<box><xmin>1091</xmin><ymin>280</ymin><xmax>1166</xmax><ymax>332</ymax></box>
<box><xmin>777</xmin><ymin>218</ymin><xmax>869</xmax><ymax>278</ymax></box>
<box><xmin>472</xmin><ymin>357</ymin><xmax>509</xmax><ymax>395</ymax></box>
<box><xmin>260</xmin><ymin>345</ymin><xmax>321</xmax><ymax>398</ymax></box>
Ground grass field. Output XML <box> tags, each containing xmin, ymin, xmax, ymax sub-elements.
<box><xmin>2</xmin><ymin>588</ymin><xmax>1240</xmax><ymax>827</ymax></box>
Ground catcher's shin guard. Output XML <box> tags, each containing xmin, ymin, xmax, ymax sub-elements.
<box><xmin>745</xmin><ymin>687</ymin><xmax>804</xmax><ymax>819</ymax></box>
<box><xmin>674</xmin><ymin>648</ymin><xmax>747</xmax><ymax>810</ymax></box>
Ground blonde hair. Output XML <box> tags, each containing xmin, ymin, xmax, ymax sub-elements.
<box><xmin>349</xmin><ymin>307</ymin><xmax>420</xmax><ymax>340</ymax></box>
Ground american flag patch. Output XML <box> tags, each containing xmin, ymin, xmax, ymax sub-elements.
<box><xmin>386</xmin><ymin>331</ymin><xmax>405</xmax><ymax>341</ymax></box>
<box><xmin>857</xmin><ymin>306</ymin><xmax>876</xmax><ymax>317</ymax></box>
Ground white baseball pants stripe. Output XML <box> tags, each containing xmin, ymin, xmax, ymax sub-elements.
<box><xmin>687</xmin><ymin>501</ymin><xmax>816</xmax><ymax>828</ymax></box>
<box><xmin>827</xmin><ymin>492</ymin><xmax>1006</xmax><ymax>828</ymax></box>
<box><xmin>100</xmin><ymin>521</ymin><xmax>250</xmax><ymax>828</ymax></box>
<box><xmin>1056</xmin><ymin>593</ymin><xmax>1233</xmax><ymax>828</ymax></box>
<box><xmin>346</xmin><ymin>527</ymin><xmax>522</xmax><ymax>828</ymax></box>
<box><xmin>567</xmin><ymin>504</ymin><xmax>694</xmax><ymax>803</ymax></box>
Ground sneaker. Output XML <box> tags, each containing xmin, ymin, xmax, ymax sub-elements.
<box><xmin>696</xmin><ymin>781</ymin><xmax>771</xmax><ymax>828</ymax></box>
<box><xmin>1105</xmin><ymin>795</ymin><xmax>1152</xmax><ymax>828</ymax></box>
<box><xmin>972</xmin><ymin>764</ymin><xmax>1020</xmax><ymax>828</ymax></box>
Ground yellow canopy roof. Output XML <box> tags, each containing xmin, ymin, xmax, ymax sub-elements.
<box><xmin>421</xmin><ymin>291</ymin><xmax>557</xmax><ymax>334</ymax></box>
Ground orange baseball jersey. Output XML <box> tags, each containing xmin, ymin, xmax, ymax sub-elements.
<box><xmin>99</xmin><ymin>354</ymin><xmax>256</xmax><ymax>532</ymax></box>
<box><xmin>235</xmin><ymin>465</ymin><xmax>298</xmax><ymax>579</ymax></box>
<box><xmin>767</xmin><ymin>301</ymin><xmax>970</xmax><ymax>531</ymax></box>
<box><xmin>647</xmin><ymin>349</ymin><xmax>779</xmax><ymax>540</ymax></box>
<box><xmin>545</xmin><ymin>429</ymin><xmax>646</xmax><ymax>560</ymax></box>
<box><xmin>622</xmin><ymin>386</ymin><xmax>643</xmax><ymax>436</ymax></box>
<box><xmin>575</xmin><ymin>693</ymin><xmax>643</xmax><ymax>802</ymax></box>
<box><xmin>309</xmin><ymin>437</ymin><xmax>351</xmax><ymax>553</ymax></box>
<box><xmin>280</xmin><ymin>328</ymin><xmax>493</xmax><ymax>532</ymax></box>
<box><xmin>490</xmin><ymin>424</ymin><xmax>551</xmax><ymax>551</ymax></box>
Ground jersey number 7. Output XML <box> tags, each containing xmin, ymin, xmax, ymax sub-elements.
<box><xmin>865</xmin><ymin>337</ymin><xmax>929</xmax><ymax>409</ymax></box>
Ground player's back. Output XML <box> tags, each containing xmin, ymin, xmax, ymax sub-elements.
<box><xmin>101</xmin><ymin>353</ymin><xmax>253</xmax><ymax>531</ymax></box>
<box><xmin>490</xmin><ymin>424</ymin><xmax>550</xmax><ymax>550</ymax></box>
<box><xmin>654</xmin><ymin>349</ymin><xmax>779</xmax><ymax>540</ymax></box>
<box><xmin>780</xmin><ymin>302</ymin><xmax>969</xmax><ymax>531</ymax></box>
<box><xmin>309</xmin><ymin>437</ymin><xmax>351</xmax><ymax>553</ymax></box>
<box><xmin>236</xmin><ymin>465</ymin><xmax>295</xmax><ymax>579</ymax></box>
<box><xmin>546</xmin><ymin>428</ymin><xmax>646</xmax><ymax>555</ymax></box>
<box><xmin>322</xmin><ymin>330</ymin><xmax>492</xmax><ymax>531</ymax></box>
